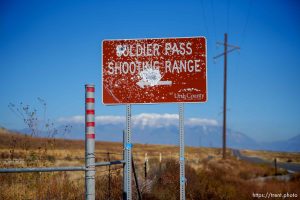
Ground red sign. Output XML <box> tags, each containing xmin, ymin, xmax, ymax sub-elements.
<box><xmin>102</xmin><ymin>37</ymin><xmax>207</xmax><ymax>104</ymax></box>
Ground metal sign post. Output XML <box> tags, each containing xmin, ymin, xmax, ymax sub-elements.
<box><xmin>85</xmin><ymin>84</ymin><xmax>96</xmax><ymax>200</ymax></box>
<box><xmin>179</xmin><ymin>103</ymin><xmax>185</xmax><ymax>200</ymax></box>
<box><xmin>124</xmin><ymin>104</ymin><xmax>132</xmax><ymax>199</ymax></box>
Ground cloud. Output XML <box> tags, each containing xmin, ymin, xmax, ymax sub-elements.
<box><xmin>57</xmin><ymin>113</ymin><xmax>218</xmax><ymax>127</ymax></box>
<box><xmin>186</xmin><ymin>118</ymin><xmax>218</xmax><ymax>126</ymax></box>
<box><xmin>58</xmin><ymin>115</ymin><xmax>84</xmax><ymax>123</ymax></box>
<box><xmin>132</xmin><ymin>113</ymin><xmax>179</xmax><ymax>128</ymax></box>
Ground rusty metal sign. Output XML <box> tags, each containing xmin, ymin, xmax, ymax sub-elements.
<box><xmin>102</xmin><ymin>37</ymin><xmax>207</xmax><ymax>104</ymax></box>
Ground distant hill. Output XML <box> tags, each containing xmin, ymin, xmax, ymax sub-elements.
<box><xmin>261</xmin><ymin>134</ymin><xmax>300</xmax><ymax>152</ymax></box>
<box><xmin>17</xmin><ymin>120</ymin><xmax>300</xmax><ymax>153</ymax></box>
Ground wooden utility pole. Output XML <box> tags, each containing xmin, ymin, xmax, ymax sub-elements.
<box><xmin>213</xmin><ymin>33</ymin><xmax>240</xmax><ymax>159</ymax></box>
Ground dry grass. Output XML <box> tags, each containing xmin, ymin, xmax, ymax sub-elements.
<box><xmin>144</xmin><ymin>158</ymin><xmax>300</xmax><ymax>200</ymax></box>
<box><xmin>0</xmin><ymin>129</ymin><xmax>222</xmax><ymax>167</ymax></box>
<box><xmin>1</xmin><ymin>129</ymin><xmax>300</xmax><ymax>199</ymax></box>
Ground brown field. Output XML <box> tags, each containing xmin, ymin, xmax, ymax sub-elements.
<box><xmin>241</xmin><ymin>149</ymin><xmax>300</xmax><ymax>164</ymax></box>
<box><xmin>0</xmin><ymin>128</ymin><xmax>299</xmax><ymax>200</ymax></box>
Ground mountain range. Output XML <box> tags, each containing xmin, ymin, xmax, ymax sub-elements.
<box><xmin>17</xmin><ymin>114</ymin><xmax>300</xmax><ymax>152</ymax></box>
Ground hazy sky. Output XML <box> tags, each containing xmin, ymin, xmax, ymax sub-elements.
<box><xmin>1</xmin><ymin>0</ymin><xmax>300</xmax><ymax>142</ymax></box>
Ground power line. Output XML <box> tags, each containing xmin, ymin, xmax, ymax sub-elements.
<box><xmin>240</xmin><ymin>0</ymin><xmax>253</xmax><ymax>47</ymax></box>
<box><xmin>200</xmin><ymin>0</ymin><xmax>210</xmax><ymax>38</ymax></box>
<box><xmin>211</xmin><ymin>0</ymin><xmax>217</xmax><ymax>42</ymax></box>
<box><xmin>226</xmin><ymin>0</ymin><xmax>231</xmax><ymax>33</ymax></box>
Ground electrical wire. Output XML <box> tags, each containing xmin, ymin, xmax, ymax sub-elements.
<box><xmin>211</xmin><ymin>0</ymin><xmax>217</xmax><ymax>43</ymax></box>
<box><xmin>240</xmin><ymin>0</ymin><xmax>253</xmax><ymax>47</ymax></box>
<box><xmin>200</xmin><ymin>0</ymin><xmax>210</xmax><ymax>38</ymax></box>
<box><xmin>227</xmin><ymin>0</ymin><xmax>231</xmax><ymax>33</ymax></box>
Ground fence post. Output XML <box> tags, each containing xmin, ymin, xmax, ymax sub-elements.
<box><xmin>107</xmin><ymin>152</ymin><xmax>111</xmax><ymax>200</ymax></box>
<box><xmin>159</xmin><ymin>152</ymin><xmax>162</xmax><ymax>173</ymax></box>
<box><xmin>123</xmin><ymin>130</ymin><xmax>127</xmax><ymax>199</ymax></box>
<box><xmin>274</xmin><ymin>158</ymin><xmax>277</xmax><ymax>176</ymax></box>
<box><xmin>85</xmin><ymin>84</ymin><xmax>95</xmax><ymax>200</ymax></box>
<box><xmin>144</xmin><ymin>153</ymin><xmax>148</xmax><ymax>180</ymax></box>
<box><xmin>132</xmin><ymin>154</ymin><xmax>142</xmax><ymax>200</ymax></box>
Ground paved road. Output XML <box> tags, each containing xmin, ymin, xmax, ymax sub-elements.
<box><xmin>232</xmin><ymin>149</ymin><xmax>300</xmax><ymax>173</ymax></box>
